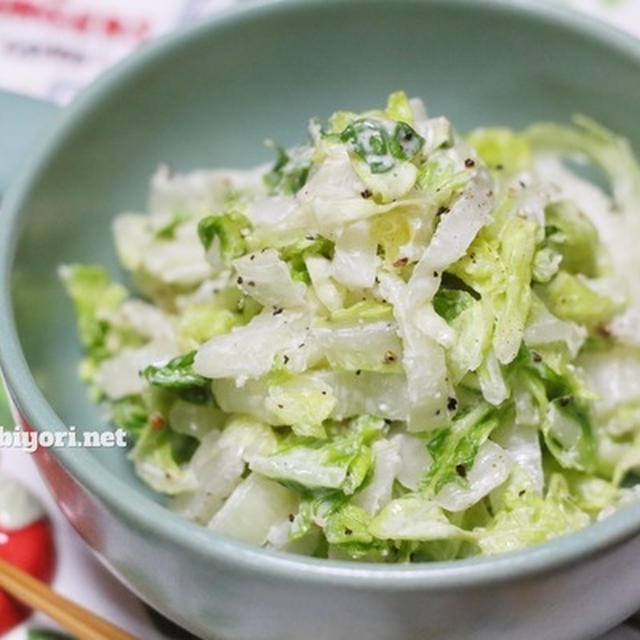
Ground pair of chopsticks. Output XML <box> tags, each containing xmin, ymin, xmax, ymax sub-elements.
<box><xmin>0</xmin><ymin>556</ymin><xmax>136</xmax><ymax>639</ymax></box>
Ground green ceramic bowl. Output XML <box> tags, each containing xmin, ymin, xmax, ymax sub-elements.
<box><xmin>2</xmin><ymin>1</ymin><xmax>640</xmax><ymax>638</ymax></box>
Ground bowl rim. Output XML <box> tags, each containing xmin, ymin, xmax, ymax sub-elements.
<box><xmin>3</xmin><ymin>0</ymin><xmax>640</xmax><ymax>590</ymax></box>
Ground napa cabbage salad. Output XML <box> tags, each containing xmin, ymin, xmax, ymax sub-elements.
<box><xmin>62</xmin><ymin>93</ymin><xmax>640</xmax><ymax>561</ymax></box>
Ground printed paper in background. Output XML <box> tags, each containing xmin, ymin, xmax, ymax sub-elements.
<box><xmin>0</xmin><ymin>0</ymin><xmax>235</xmax><ymax>104</ymax></box>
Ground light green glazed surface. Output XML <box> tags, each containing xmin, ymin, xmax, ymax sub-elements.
<box><xmin>3</xmin><ymin>1</ymin><xmax>640</xmax><ymax>637</ymax></box>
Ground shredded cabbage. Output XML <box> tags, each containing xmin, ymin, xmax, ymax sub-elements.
<box><xmin>64</xmin><ymin>92</ymin><xmax>640</xmax><ymax>562</ymax></box>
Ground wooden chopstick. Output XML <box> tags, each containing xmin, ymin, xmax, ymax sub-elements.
<box><xmin>0</xmin><ymin>555</ymin><xmax>137</xmax><ymax>640</ymax></box>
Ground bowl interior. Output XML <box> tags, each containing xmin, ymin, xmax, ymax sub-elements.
<box><xmin>5</xmin><ymin>0</ymin><xmax>640</xmax><ymax>505</ymax></box>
